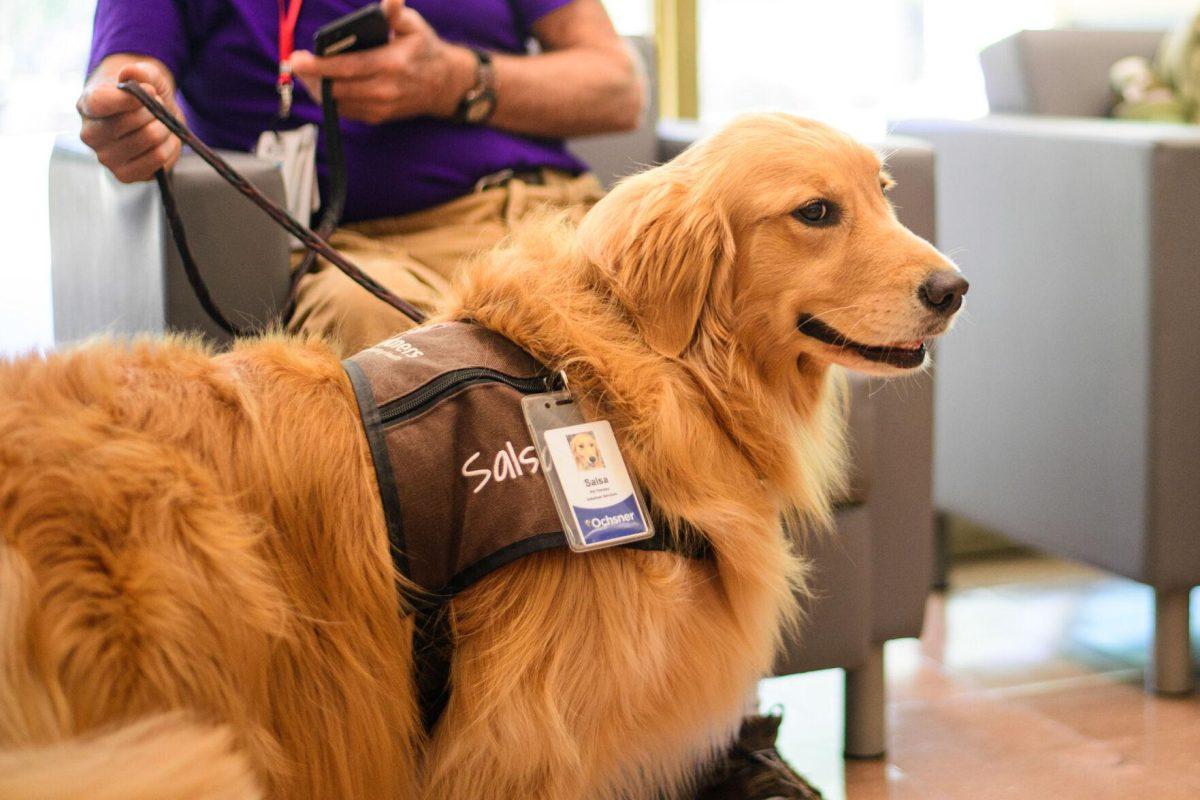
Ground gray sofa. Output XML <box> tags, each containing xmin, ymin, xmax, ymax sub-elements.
<box><xmin>896</xmin><ymin>29</ymin><xmax>1200</xmax><ymax>695</ymax></box>
<box><xmin>49</xmin><ymin>38</ymin><xmax>937</xmax><ymax>758</ymax></box>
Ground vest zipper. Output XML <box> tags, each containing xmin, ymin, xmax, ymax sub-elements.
<box><xmin>378</xmin><ymin>368</ymin><xmax>553</xmax><ymax>427</ymax></box>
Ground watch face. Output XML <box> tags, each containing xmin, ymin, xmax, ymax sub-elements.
<box><xmin>465</xmin><ymin>90</ymin><xmax>496</xmax><ymax>124</ymax></box>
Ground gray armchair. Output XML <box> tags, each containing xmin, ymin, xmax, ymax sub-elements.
<box><xmin>896</xmin><ymin>29</ymin><xmax>1200</xmax><ymax>695</ymax></box>
<box><xmin>48</xmin><ymin>37</ymin><xmax>939</xmax><ymax>761</ymax></box>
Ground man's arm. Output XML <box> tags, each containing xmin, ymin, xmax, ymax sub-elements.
<box><xmin>78</xmin><ymin>56</ymin><xmax>183</xmax><ymax>183</ymax></box>
<box><xmin>490</xmin><ymin>0</ymin><xmax>646</xmax><ymax>136</ymax></box>
<box><xmin>291</xmin><ymin>0</ymin><xmax>645</xmax><ymax>137</ymax></box>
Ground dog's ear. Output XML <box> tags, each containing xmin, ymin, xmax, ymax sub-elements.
<box><xmin>579</xmin><ymin>169</ymin><xmax>735</xmax><ymax>357</ymax></box>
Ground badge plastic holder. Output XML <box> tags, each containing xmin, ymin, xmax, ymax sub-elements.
<box><xmin>521</xmin><ymin>389</ymin><xmax>655</xmax><ymax>553</ymax></box>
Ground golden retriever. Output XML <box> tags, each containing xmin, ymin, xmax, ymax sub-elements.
<box><xmin>569</xmin><ymin>431</ymin><xmax>605</xmax><ymax>471</ymax></box>
<box><xmin>0</xmin><ymin>114</ymin><xmax>965</xmax><ymax>799</ymax></box>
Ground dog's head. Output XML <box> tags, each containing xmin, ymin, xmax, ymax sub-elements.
<box><xmin>579</xmin><ymin>114</ymin><xmax>966</xmax><ymax>379</ymax></box>
<box><xmin>570</xmin><ymin>432</ymin><xmax>602</xmax><ymax>470</ymax></box>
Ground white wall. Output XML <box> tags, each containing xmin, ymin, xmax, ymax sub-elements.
<box><xmin>603</xmin><ymin>0</ymin><xmax>654</xmax><ymax>36</ymax></box>
<box><xmin>1055</xmin><ymin>0</ymin><xmax>1195</xmax><ymax>28</ymax></box>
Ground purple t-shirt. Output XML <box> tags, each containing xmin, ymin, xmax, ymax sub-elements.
<box><xmin>88</xmin><ymin>0</ymin><xmax>588</xmax><ymax>221</ymax></box>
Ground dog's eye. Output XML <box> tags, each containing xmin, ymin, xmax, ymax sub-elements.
<box><xmin>792</xmin><ymin>200</ymin><xmax>837</xmax><ymax>226</ymax></box>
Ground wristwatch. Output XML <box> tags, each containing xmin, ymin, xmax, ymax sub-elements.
<box><xmin>453</xmin><ymin>48</ymin><xmax>497</xmax><ymax>125</ymax></box>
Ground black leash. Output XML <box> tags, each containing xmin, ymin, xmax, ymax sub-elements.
<box><xmin>118</xmin><ymin>80</ymin><xmax>428</xmax><ymax>336</ymax></box>
<box><xmin>284</xmin><ymin>78</ymin><xmax>348</xmax><ymax>318</ymax></box>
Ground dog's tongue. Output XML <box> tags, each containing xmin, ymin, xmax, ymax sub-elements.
<box><xmin>893</xmin><ymin>340</ymin><xmax>924</xmax><ymax>351</ymax></box>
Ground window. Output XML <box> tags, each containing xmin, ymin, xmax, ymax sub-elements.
<box><xmin>604</xmin><ymin>0</ymin><xmax>654</xmax><ymax>36</ymax></box>
<box><xmin>696</xmin><ymin>0</ymin><xmax>1057</xmax><ymax>138</ymax></box>
<box><xmin>693</xmin><ymin>0</ymin><xmax>1193</xmax><ymax>137</ymax></box>
<box><xmin>0</xmin><ymin>0</ymin><xmax>93</xmax><ymax>355</ymax></box>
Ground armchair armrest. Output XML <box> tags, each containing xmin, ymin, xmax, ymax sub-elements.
<box><xmin>656</xmin><ymin>118</ymin><xmax>704</xmax><ymax>163</ymax></box>
<box><xmin>49</xmin><ymin>135</ymin><xmax>291</xmax><ymax>346</ymax></box>
<box><xmin>775</xmin><ymin>368</ymin><xmax>935</xmax><ymax>674</ymax></box>
<box><xmin>899</xmin><ymin>113</ymin><xmax>1200</xmax><ymax>148</ymax></box>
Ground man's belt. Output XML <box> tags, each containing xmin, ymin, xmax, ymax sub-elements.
<box><xmin>473</xmin><ymin>167</ymin><xmax>549</xmax><ymax>192</ymax></box>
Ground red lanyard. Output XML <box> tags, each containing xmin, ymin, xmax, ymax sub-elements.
<box><xmin>277</xmin><ymin>0</ymin><xmax>304</xmax><ymax>118</ymax></box>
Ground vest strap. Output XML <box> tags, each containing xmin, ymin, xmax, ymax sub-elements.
<box><xmin>344</xmin><ymin>358</ymin><xmax>410</xmax><ymax>576</ymax></box>
<box><xmin>409</xmin><ymin>523</ymin><xmax>710</xmax><ymax>733</ymax></box>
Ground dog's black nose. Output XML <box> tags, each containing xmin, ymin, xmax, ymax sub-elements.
<box><xmin>919</xmin><ymin>271</ymin><xmax>969</xmax><ymax>316</ymax></box>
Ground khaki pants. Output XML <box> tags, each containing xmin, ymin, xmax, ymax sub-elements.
<box><xmin>287</xmin><ymin>170</ymin><xmax>605</xmax><ymax>354</ymax></box>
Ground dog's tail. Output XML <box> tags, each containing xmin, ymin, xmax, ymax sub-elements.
<box><xmin>0</xmin><ymin>547</ymin><xmax>261</xmax><ymax>800</ymax></box>
<box><xmin>0</xmin><ymin>715</ymin><xmax>262</xmax><ymax>800</ymax></box>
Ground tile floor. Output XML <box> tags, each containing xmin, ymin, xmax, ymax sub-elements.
<box><xmin>761</xmin><ymin>555</ymin><xmax>1200</xmax><ymax>799</ymax></box>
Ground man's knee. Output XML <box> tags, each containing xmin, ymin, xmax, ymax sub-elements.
<box><xmin>318</xmin><ymin>270</ymin><xmax>385</xmax><ymax>317</ymax></box>
<box><xmin>292</xmin><ymin>268</ymin><xmax>417</xmax><ymax>353</ymax></box>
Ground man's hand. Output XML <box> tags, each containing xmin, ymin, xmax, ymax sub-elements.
<box><xmin>77</xmin><ymin>58</ymin><xmax>182</xmax><ymax>184</ymax></box>
<box><xmin>291</xmin><ymin>0</ymin><xmax>475</xmax><ymax>125</ymax></box>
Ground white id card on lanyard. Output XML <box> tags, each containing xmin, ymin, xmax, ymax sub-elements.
<box><xmin>522</xmin><ymin>389</ymin><xmax>655</xmax><ymax>552</ymax></box>
<box><xmin>254</xmin><ymin>125</ymin><xmax>320</xmax><ymax>250</ymax></box>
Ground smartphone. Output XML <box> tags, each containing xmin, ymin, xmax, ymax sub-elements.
<box><xmin>314</xmin><ymin>3</ymin><xmax>390</xmax><ymax>56</ymax></box>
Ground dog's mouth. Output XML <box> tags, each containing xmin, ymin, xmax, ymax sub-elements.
<box><xmin>796</xmin><ymin>314</ymin><xmax>927</xmax><ymax>369</ymax></box>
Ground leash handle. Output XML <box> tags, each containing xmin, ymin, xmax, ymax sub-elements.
<box><xmin>117</xmin><ymin>80</ymin><xmax>429</xmax><ymax>330</ymax></box>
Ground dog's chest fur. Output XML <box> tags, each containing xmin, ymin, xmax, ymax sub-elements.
<box><xmin>433</xmin><ymin>504</ymin><xmax>795</xmax><ymax>797</ymax></box>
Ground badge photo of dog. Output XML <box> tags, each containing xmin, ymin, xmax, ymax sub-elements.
<box><xmin>569</xmin><ymin>431</ymin><xmax>606</xmax><ymax>472</ymax></box>
<box><xmin>0</xmin><ymin>114</ymin><xmax>966</xmax><ymax>799</ymax></box>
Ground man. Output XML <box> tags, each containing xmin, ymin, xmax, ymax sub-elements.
<box><xmin>79</xmin><ymin>0</ymin><xmax>641</xmax><ymax>352</ymax></box>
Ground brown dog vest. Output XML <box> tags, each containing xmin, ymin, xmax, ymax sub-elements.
<box><xmin>343</xmin><ymin>322</ymin><xmax>707</xmax><ymax>729</ymax></box>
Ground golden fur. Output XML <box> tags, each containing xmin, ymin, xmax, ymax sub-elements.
<box><xmin>0</xmin><ymin>114</ymin><xmax>959</xmax><ymax>799</ymax></box>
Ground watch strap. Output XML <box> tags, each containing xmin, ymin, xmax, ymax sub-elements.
<box><xmin>453</xmin><ymin>48</ymin><xmax>496</xmax><ymax>125</ymax></box>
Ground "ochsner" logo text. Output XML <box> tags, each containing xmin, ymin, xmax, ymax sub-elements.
<box><xmin>585</xmin><ymin>512</ymin><xmax>636</xmax><ymax>531</ymax></box>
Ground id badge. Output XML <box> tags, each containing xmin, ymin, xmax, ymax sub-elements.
<box><xmin>522</xmin><ymin>390</ymin><xmax>655</xmax><ymax>552</ymax></box>
<box><xmin>254</xmin><ymin>124</ymin><xmax>320</xmax><ymax>250</ymax></box>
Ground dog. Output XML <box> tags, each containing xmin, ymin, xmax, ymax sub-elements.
<box><xmin>0</xmin><ymin>113</ymin><xmax>965</xmax><ymax>799</ymax></box>
<box><xmin>569</xmin><ymin>431</ymin><xmax>605</xmax><ymax>471</ymax></box>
